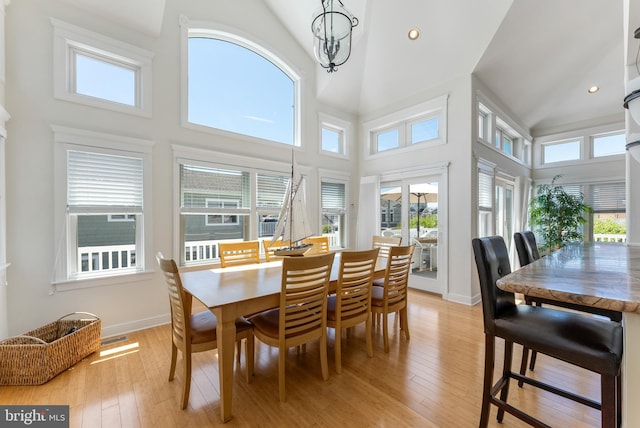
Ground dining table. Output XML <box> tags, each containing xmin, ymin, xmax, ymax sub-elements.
<box><xmin>496</xmin><ymin>242</ymin><xmax>640</xmax><ymax>427</ymax></box>
<box><xmin>180</xmin><ymin>253</ymin><xmax>388</xmax><ymax>422</ymax></box>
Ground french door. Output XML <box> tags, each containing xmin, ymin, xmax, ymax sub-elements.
<box><xmin>379</xmin><ymin>172</ymin><xmax>446</xmax><ymax>295</ymax></box>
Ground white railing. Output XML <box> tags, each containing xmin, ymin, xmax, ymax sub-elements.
<box><xmin>80</xmin><ymin>233</ymin><xmax>344</xmax><ymax>272</ymax></box>
<box><xmin>594</xmin><ymin>233</ymin><xmax>626</xmax><ymax>243</ymax></box>
<box><xmin>78</xmin><ymin>244</ymin><xmax>136</xmax><ymax>273</ymax></box>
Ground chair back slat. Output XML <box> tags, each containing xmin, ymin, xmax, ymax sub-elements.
<box><xmin>303</xmin><ymin>236</ymin><xmax>330</xmax><ymax>255</ymax></box>
<box><xmin>335</xmin><ymin>248</ymin><xmax>379</xmax><ymax>320</ymax></box>
<box><xmin>372</xmin><ymin>235</ymin><xmax>402</xmax><ymax>259</ymax></box>
<box><xmin>219</xmin><ymin>241</ymin><xmax>260</xmax><ymax>267</ymax></box>
<box><xmin>263</xmin><ymin>238</ymin><xmax>291</xmax><ymax>262</ymax></box>
<box><xmin>280</xmin><ymin>253</ymin><xmax>335</xmax><ymax>341</ymax></box>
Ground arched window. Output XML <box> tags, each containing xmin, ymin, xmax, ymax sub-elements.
<box><xmin>185</xmin><ymin>26</ymin><xmax>298</xmax><ymax>146</ymax></box>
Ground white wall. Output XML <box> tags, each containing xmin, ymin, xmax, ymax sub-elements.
<box><xmin>4</xmin><ymin>0</ymin><xmax>356</xmax><ymax>336</ymax></box>
<box><xmin>359</xmin><ymin>75</ymin><xmax>476</xmax><ymax>305</ymax></box>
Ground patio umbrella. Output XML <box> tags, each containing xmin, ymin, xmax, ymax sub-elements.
<box><xmin>380</xmin><ymin>183</ymin><xmax>438</xmax><ymax>236</ymax></box>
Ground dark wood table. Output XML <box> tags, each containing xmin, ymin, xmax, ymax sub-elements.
<box><xmin>181</xmin><ymin>254</ymin><xmax>387</xmax><ymax>422</ymax></box>
<box><xmin>496</xmin><ymin>242</ymin><xmax>640</xmax><ymax>427</ymax></box>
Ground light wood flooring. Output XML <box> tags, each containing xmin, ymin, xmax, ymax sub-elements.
<box><xmin>0</xmin><ymin>290</ymin><xmax>604</xmax><ymax>427</ymax></box>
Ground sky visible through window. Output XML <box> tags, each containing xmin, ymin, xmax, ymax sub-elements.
<box><xmin>75</xmin><ymin>53</ymin><xmax>136</xmax><ymax>106</ymax></box>
<box><xmin>187</xmin><ymin>37</ymin><xmax>295</xmax><ymax>145</ymax></box>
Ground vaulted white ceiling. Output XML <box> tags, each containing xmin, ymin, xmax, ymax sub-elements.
<box><xmin>59</xmin><ymin>0</ymin><xmax>632</xmax><ymax>135</ymax></box>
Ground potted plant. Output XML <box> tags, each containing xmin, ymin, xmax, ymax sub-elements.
<box><xmin>529</xmin><ymin>175</ymin><xmax>592</xmax><ymax>253</ymax></box>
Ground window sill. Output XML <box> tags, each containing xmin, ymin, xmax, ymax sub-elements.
<box><xmin>52</xmin><ymin>269</ymin><xmax>155</xmax><ymax>292</ymax></box>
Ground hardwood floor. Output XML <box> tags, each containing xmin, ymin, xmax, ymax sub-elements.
<box><xmin>0</xmin><ymin>290</ymin><xmax>603</xmax><ymax>427</ymax></box>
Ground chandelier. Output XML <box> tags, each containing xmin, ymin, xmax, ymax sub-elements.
<box><xmin>311</xmin><ymin>0</ymin><xmax>359</xmax><ymax>73</ymax></box>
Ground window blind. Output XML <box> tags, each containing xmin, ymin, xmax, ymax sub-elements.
<box><xmin>321</xmin><ymin>181</ymin><xmax>346</xmax><ymax>211</ymax></box>
<box><xmin>180</xmin><ymin>164</ymin><xmax>250</xmax><ymax>209</ymax></box>
<box><xmin>478</xmin><ymin>170</ymin><xmax>493</xmax><ymax>210</ymax></box>
<box><xmin>67</xmin><ymin>150</ymin><xmax>143</xmax><ymax>213</ymax></box>
<box><xmin>589</xmin><ymin>182</ymin><xmax>625</xmax><ymax>212</ymax></box>
<box><xmin>257</xmin><ymin>173</ymin><xmax>288</xmax><ymax>208</ymax></box>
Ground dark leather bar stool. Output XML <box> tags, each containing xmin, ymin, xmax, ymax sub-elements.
<box><xmin>472</xmin><ymin>236</ymin><xmax>622</xmax><ymax>428</ymax></box>
<box><xmin>514</xmin><ymin>231</ymin><xmax>622</xmax><ymax>378</ymax></box>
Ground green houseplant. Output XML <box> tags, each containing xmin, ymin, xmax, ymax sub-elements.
<box><xmin>529</xmin><ymin>175</ymin><xmax>592</xmax><ymax>253</ymax></box>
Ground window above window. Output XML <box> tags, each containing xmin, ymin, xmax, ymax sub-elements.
<box><xmin>51</xmin><ymin>19</ymin><xmax>153</xmax><ymax>117</ymax></box>
<box><xmin>592</xmin><ymin>133</ymin><xmax>626</xmax><ymax>158</ymax></box>
<box><xmin>183</xmin><ymin>21</ymin><xmax>300</xmax><ymax>146</ymax></box>
<box><xmin>319</xmin><ymin>113</ymin><xmax>350</xmax><ymax>157</ymax></box>
<box><xmin>364</xmin><ymin>95</ymin><xmax>448</xmax><ymax>156</ymax></box>
<box><xmin>542</xmin><ymin>140</ymin><xmax>581</xmax><ymax>164</ymax></box>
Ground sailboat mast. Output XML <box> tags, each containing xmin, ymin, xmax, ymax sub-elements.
<box><xmin>288</xmin><ymin>150</ymin><xmax>294</xmax><ymax>245</ymax></box>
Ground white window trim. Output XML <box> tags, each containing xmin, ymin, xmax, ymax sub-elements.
<box><xmin>475</xmin><ymin>92</ymin><xmax>532</xmax><ymax>167</ymax></box>
<box><xmin>318</xmin><ymin>112</ymin><xmax>350</xmax><ymax>159</ymax></box>
<box><xmin>363</xmin><ymin>94</ymin><xmax>448</xmax><ymax>159</ymax></box>
<box><xmin>179</xmin><ymin>15</ymin><xmax>303</xmax><ymax>148</ymax></box>
<box><xmin>534</xmin><ymin>122</ymin><xmax>625</xmax><ymax>169</ymax></box>
<box><xmin>51</xmin><ymin>18</ymin><xmax>154</xmax><ymax>118</ymax></box>
<box><xmin>52</xmin><ymin>125</ymin><xmax>154</xmax><ymax>291</ymax></box>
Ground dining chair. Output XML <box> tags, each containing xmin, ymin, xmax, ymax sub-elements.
<box><xmin>250</xmin><ymin>252</ymin><xmax>335</xmax><ymax>402</ymax></box>
<box><xmin>327</xmin><ymin>248</ymin><xmax>379</xmax><ymax>373</ymax></box>
<box><xmin>472</xmin><ymin>236</ymin><xmax>622</xmax><ymax>428</ymax></box>
<box><xmin>302</xmin><ymin>235</ymin><xmax>330</xmax><ymax>255</ymax></box>
<box><xmin>262</xmin><ymin>238</ymin><xmax>290</xmax><ymax>262</ymax></box>
<box><xmin>156</xmin><ymin>252</ymin><xmax>254</xmax><ymax>409</ymax></box>
<box><xmin>371</xmin><ymin>235</ymin><xmax>402</xmax><ymax>259</ymax></box>
<box><xmin>218</xmin><ymin>240</ymin><xmax>260</xmax><ymax>267</ymax></box>
<box><xmin>370</xmin><ymin>245</ymin><xmax>414</xmax><ymax>353</ymax></box>
<box><xmin>514</xmin><ymin>231</ymin><xmax>622</xmax><ymax>380</ymax></box>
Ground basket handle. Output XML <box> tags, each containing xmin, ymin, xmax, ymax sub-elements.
<box><xmin>56</xmin><ymin>312</ymin><xmax>100</xmax><ymax>322</ymax></box>
<box><xmin>0</xmin><ymin>335</ymin><xmax>48</xmax><ymax>345</ymax></box>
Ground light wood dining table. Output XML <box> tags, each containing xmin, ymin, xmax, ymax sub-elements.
<box><xmin>496</xmin><ymin>242</ymin><xmax>640</xmax><ymax>427</ymax></box>
<box><xmin>180</xmin><ymin>253</ymin><xmax>388</xmax><ymax>423</ymax></box>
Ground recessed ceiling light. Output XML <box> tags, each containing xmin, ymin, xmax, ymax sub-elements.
<box><xmin>588</xmin><ymin>86</ymin><xmax>599</xmax><ymax>94</ymax></box>
<box><xmin>408</xmin><ymin>28</ymin><xmax>420</xmax><ymax>40</ymax></box>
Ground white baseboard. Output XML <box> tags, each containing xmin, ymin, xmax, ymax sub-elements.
<box><xmin>100</xmin><ymin>313</ymin><xmax>170</xmax><ymax>339</ymax></box>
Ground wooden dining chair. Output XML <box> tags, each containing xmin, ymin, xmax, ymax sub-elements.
<box><xmin>371</xmin><ymin>245</ymin><xmax>414</xmax><ymax>353</ymax></box>
<box><xmin>250</xmin><ymin>252</ymin><xmax>335</xmax><ymax>402</ymax></box>
<box><xmin>218</xmin><ymin>241</ymin><xmax>260</xmax><ymax>267</ymax></box>
<box><xmin>327</xmin><ymin>248</ymin><xmax>379</xmax><ymax>373</ymax></box>
<box><xmin>262</xmin><ymin>238</ymin><xmax>290</xmax><ymax>262</ymax></box>
<box><xmin>514</xmin><ymin>231</ymin><xmax>622</xmax><ymax>381</ymax></box>
<box><xmin>156</xmin><ymin>252</ymin><xmax>254</xmax><ymax>409</ymax></box>
<box><xmin>472</xmin><ymin>237</ymin><xmax>622</xmax><ymax>427</ymax></box>
<box><xmin>371</xmin><ymin>235</ymin><xmax>402</xmax><ymax>259</ymax></box>
<box><xmin>303</xmin><ymin>235</ymin><xmax>330</xmax><ymax>255</ymax></box>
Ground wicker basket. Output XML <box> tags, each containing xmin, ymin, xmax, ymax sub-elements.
<box><xmin>0</xmin><ymin>312</ymin><xmax>101</xmax><ymax>385</ymax></box>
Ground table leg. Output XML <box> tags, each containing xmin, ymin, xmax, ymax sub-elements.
<box><xmin>215</xmin><ymin>308</ymin><xmax>237</xmax><ymax>423</ymax></box>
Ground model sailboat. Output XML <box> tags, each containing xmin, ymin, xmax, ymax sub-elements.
<box><xmin>270</xmin><ymin>153</ymin><xmax>313</xmax><ymax>256</ymax></box>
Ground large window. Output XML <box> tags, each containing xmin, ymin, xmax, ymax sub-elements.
<box><xmin>52</xmin><ymin>19</ymin><xmax>153</xmax><ymax>117</ymax></box>
<box><xmin>178</xmin><ymin>159</ymin><xmax>292</xmax><ymax>266</ymax></box>
<box><xmin>53</xmin><ymin>126</ymin><xmax>153</xmax><ymax>287</ymax></box>
<box><xmin>185</xmin><ymin>24</ymin><xmax>299</xmax><ymax>145</ymax></box>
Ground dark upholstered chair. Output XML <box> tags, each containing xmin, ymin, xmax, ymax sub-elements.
<box><xmin>472</xmin><ymin>236</ymin><xmax>622</xmax><ymax>428</ymax></box>
<box><xmin>514</xmin><ymin>231</ymin><xmax>622</xmax><ymax>377</ymax></box>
